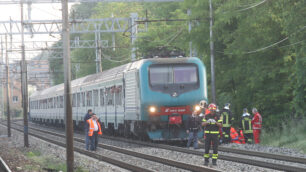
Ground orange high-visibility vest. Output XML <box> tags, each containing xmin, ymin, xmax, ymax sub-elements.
<box><xmin>230</xmin><ymin>127</ymin><xmax>241</xmax><ymax>144</ymax></box>
<box><xmin>87</xmin><ymin>119</ymin><xmax>102</xmax><ymax>136</ymax></box>
<box><xmin>239</xmin><ymin>130</ymin><xmax>245</xmax><ymax>144</ymax></box>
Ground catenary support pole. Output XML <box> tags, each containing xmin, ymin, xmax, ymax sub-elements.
<box><xmin>0</xmin><ymin>37</ymin><xmax>3</xmax><ymax>121</ymax></box>
<box><xmin>130</xmin><ymin>13</ymin><xmax>138</xmax><ymax>61</ymax></box>
<box><xmin>209</xmin><ymin>0</ymin><xmax>216</xmax><ymax>103</ymax></box>
<box><xmin>5</xmin><ymin>35</ymin><xmax>11</xmax><ymax>137</ymax></box>
<box><xmin>20</xmin><ymin>0</ymin><xmax>29</xmax><ymax>147</ymax></box>
<box><xmin>61</xmin><ymin>0</ymin><xmax>74</xmax><ymax>171</ymax></box>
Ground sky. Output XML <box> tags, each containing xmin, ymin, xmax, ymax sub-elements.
<box><xmin>0</xmin><ymin>2</ymin><xmax>74</xmax><ymax>62</ymax></box>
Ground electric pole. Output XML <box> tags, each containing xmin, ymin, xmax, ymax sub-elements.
<box><xmin>209</xmin><ymin>0</ymin><xmax>216</xmax><ymax>103</ymax></box>
<box><xmin>5</xmin><ymin>35</ymin><xmax>11</xmax><ymax>137</ymax></box>
<box><xmin>20</xmin><ymin>0</ymin><xmax>29</xmax><ymax>147</ymax></box>
<box><xmin>61</xmin><ymin>0</ymin><xmax>74</xmax><ymax>171</ymax></box>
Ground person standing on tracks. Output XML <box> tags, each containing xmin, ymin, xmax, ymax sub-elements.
<box><xmin>251</xmin><ymin>108</ymin><xmax>262</xmax><ymax>144</ymax></box>
<box><xmin>219</xmin><ymin>103</ymin><xmax>234</xmax><ymax>144</ymax></box>
<box><xmin>202</xmin><ymin>103</ymin><xmax>222</xmax><ymax>166</ymax></box>
<box><xmin>84</xmin><ymin>109</ymin><xmax>93</xmax><ymax>150</ymax></box>
<box><xmin>87</xmin><ymin>114</ymin><xmax>102</xmax><ymax>151</ymax></box>
<box><xmin>186</xmin><ymin>109</ymin><xmax>202</xmax><ymax>149</ymax></box>
<box><xmin>240</xmin><ymin>108</ymin><xmax>253</xmax><ymax>144</ymax></box>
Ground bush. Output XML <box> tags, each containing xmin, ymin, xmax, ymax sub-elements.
<box><xmin>261</xmin><ymin>119</ymin><xmax>306</xmax><ymax>153</ymax></box>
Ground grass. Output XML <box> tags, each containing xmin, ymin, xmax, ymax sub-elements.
<box><xmin>25</xmin><ymin>150</ymin><xmax>88</xmax><ymax>172</ymax></box>
<box><xmin>261</xmin><ymin>120</ymin><xmax>306</xmax><ymax>153</ymax></box>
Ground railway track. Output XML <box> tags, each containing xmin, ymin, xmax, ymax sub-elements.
<box><xmin>0</xmin><ymin>156</ymin><xmax>11</xmax><ymax>172</ymax></box>
<box><xmin>25</xmin><ymin>121</ymin><xmax>306</xmax><ymax>172</ymax></box>
<box><xmin>2</xmin><ymin>122</ymin><xmax>219</xmax><ymax>172</ymax></box>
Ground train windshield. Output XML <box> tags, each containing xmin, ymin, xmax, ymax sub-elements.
<box><xmin>149</xmin><ymin>64</ymin><xmax>198</xmax><ymax>85</ymax></box>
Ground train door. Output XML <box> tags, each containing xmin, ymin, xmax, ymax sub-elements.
<box><xmin>93</xmin><ymin>89</ymin><xmax>100</xmax><ymax>120</ymax></box>
<box><xmin>97</xmin><ymin>88</ymin><xmax>105</xmax><ymax>128</ymax></box>
<box><xmin>103</xmin><ymin>87</ymin><xmax>108</xmax><ymax>128</ymax></box>
<box><xmin>115</xmin><ymin>84</ymin><xmax>124</xmax><ymax>130</ymax></box>
<box><xmin>106</xmin><ymin>86</ymin><xmax>115</xmax><ymax>129</ymax></box>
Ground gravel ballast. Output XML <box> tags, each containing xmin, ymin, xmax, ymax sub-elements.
<box><xmin>0</xmin><ymin>123</ymin><xmax>129</xmax><ymax>172</ymax></box>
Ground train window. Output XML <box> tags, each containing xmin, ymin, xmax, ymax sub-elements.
<box><xmin>86</xmin><ymin>91</ymin><xmax>92</xmax><ymax>106</ymax></box>
<box><xmin>173</xmin><ymin>66</ymin><xmax>197</xmax><ymax>84</ymax></box>
<box><xmin>81</xmin><ymin>92</ymin><xmax>86</xmax><ymax>107</ymax></box>
<box><xmin>93</xmin><ymin>90</ymin><xmax>99</xmax><ymax>106</ymax></box>
<box><xmin>77</xmin><ymin>93</ymin><xmax>81</xmax><ymax>107</ymax></box>
<box><xmin>72</xmin><ymin>93</ymin><xmax>76</xmax><ymax>107</ymax></box>
<box><xmin>60</xmin><ymin>96</ymin><xmax>64</xmax><ymax>108</ymax></box>
<box><xmin>115</xmin><ymin>86</ymin><xmax>122</xmax><ymax>106</ymax></box>
<box><xmin>100</xmin><ymin>89</ymin><xmax>104</xmax><ymax>106</ymax></box>
<box><xmin>49</xmin><ymin>98</ymin><xmax>53</xmax><ymax>109</ymax></box>
<box><xmin>149</xmin><ymin>64</ymin><xmax>198</xmax><ymax>85</ymax></box>
<box><xmin>149</xmin><ymin>66</ymin><xmax>172</xmax><ymax>85</ymax></box>
<box><xmin>106</xmin><ymin>87</ymin><xmax>114</xmax><ymax>105</ymax></box>
<box><xmin>57</xmin><ymin>96</ymin><xmax>60</xmax><ymax>108</ymax></box>
<box><xmin>52</xmin><ymin>97</ymin><xmax>56</xmax><ymax>108</ymax></box>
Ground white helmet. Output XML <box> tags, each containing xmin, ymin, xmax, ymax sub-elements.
<box><xmin>199</xmin><ymin>100</ymin><xmax>207</xmax><ymax>108</ymax></box>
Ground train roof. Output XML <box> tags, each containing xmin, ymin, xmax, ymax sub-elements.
<box><xmin>30</xmin><ymin>57</ymin><xmax>199</xmax><ymax>99</ymax></box>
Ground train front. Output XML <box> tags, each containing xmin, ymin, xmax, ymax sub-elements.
<box><xmin>139</xmin><ymin>57</ymin><xmax>207</xmax><ymax>140</ymax></box>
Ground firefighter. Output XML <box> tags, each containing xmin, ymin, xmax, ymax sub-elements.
<box><xmin>219</xmin><ymin>103</ymin><xmax>234</xmax><ymax>144</ymax></box>
<box><xmin>199</xmin><ymin>100</ymin><xmax>209</xmax><ymax>117</ymax></box>
<box><xmin>202</xmin><ymin>103</ymin><xmax>222</xmax><ymax>166</ymax></box>
<box><xmin>240</xmin><ymin>108</ymin><xmax>253</xmax><ymax>144</ymax></box>
<box><xmin>251</xmin><ymin>108</ymin><xmax>262</xmax><ymax>144</ymax></box>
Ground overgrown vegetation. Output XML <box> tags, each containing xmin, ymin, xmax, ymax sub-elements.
<box><xmin>261</xmin><ymin>119</ymin><xmax>306</xmax><ymax>153</ymax></box>
<box><xmin>45</xmin><ymin>0</ymin><xmax>305</xmax><ymax>148</ymax></box>
<box><xmin>25</xmin><ymin>150</ymin><xmax>87</xmax><ymax>172</ymax></box>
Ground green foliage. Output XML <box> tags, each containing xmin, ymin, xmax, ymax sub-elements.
<box><xmin>261</xmin><ymin>119</ymin><xmax>306</xmax><ymax>153</ymax></box>
<box><xmin>46</xmin><ymin>1</ymin><xmax>305</xmax><ymax>131</ymax></box>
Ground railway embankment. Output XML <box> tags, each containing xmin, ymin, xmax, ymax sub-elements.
<box><xmin>0</xmin><ymin>124</ymin><xmax>127</xmax><ymax>172</ymax></box>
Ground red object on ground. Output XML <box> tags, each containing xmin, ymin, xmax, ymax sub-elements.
<box><xmin>239</xmin><ymin>130</ymin><xmax>245</xmax><ymax>144</ymax></box>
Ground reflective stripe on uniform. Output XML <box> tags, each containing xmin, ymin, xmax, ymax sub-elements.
<box><xmin>204</xmin><ymin>154</ymin><xmax>210</xmax><ymax>158</ymax></box>
<box><xmin>242</xmin><ymin>118</ymin><xmax>253</xmax><ymax>133</ymax></box>
<box><xmin>212</xmin><ymin>154</ymin><xmax>218</xmax><ymax>159</ymax></box>
<box><xmin>205</xmin><ymin>131</ymin><xmax>219</xmax><ymax>134</ymax></box>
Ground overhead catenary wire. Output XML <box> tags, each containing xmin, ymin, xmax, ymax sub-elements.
<box><xmin>220</xmin><ymin>0</ymin><xmax>267</xmax><ymax>14</ymax></box>
<box><xmin>216</xmin><ymin>25</ymin><xmax>306</xmax><ymax>55</ymax></box>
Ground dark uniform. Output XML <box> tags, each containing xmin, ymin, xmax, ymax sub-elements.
<box><xmin>186</xmin><ymin>114</ymin><xmax>202</xmax><ymax>149</ymax></box>
<box><xmin>203</xmin><ymin>112</ymin><xmax>222</xmax><ymax>165</ymax></box>
<box><xmin>219</xmin><ymin>108</ymin><xmax>234</xmax><ymax>144</ymax></box>
<box><xmin>240</xmin><ymin>115</ymin><xmax>253</xmax><ymax>144</ymax></box>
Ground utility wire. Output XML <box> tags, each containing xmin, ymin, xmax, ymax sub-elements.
<box><xmin>217</xmin><ymin>25</ymin><xmax>306</xmax><ymax>55</ymax></box>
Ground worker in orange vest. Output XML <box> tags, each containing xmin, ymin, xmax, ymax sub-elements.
<box><xmin>87</xmin><ymin>114</ymin><xmax>102</xmax><ymax>151</ymax></box>
<box><xmin>230</xmin><ymin>127</ymin><xmax>241</xmax><ymax>144</ymax></box>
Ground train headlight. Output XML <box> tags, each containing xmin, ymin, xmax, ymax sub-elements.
<box><xmin>149</xmin><ymin>106</ymin><xmax>157</xmax><ymax>113</ymax></box>
<box><xmin>194</xmin><ymin>105</ymin><xmax>201</xmax><ymax>112</ymax></box>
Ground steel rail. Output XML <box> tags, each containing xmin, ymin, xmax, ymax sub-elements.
<box><xmin>0</xmin><ymin>156</ymin><xmax>12</xmax><ymax>172</ymax></box>
<box><xmin>15</xmin><ymin>122</ymin><xmax>306</xmax><ymax>172</ymax></box>
<box><xmin>0</xmin><ymin>123</ymin><xmax>153</xmax><ymax>172</ymax></box>
<box><xmin>7</xmin><ymin>122</ymin><xmax>219</xmax><ymax>172</ymax></box>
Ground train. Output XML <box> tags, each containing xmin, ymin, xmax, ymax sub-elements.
<box><xmin>29</xmin><ymin>57</ymin><xmax>207</xmax><ymax>140</ymax></box>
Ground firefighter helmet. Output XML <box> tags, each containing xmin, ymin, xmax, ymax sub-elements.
<box><xmin>243</xmin><ymin>108</ymin><xmax>248</xmax><ymax>113</ymax></box>
<box><xmin>224</xmin><ymin>103</ymin><xmax>230</xmax><ymax>110</ymax></box>
<box><xmin>208</xmin><ymin>103</ymin><xmax>217</xmax><ymax>111</ymax></box>
<box><xmin>199</xmin><ymin>100</ymin><xmax>207</xmax><ymax>108</ymax></box>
